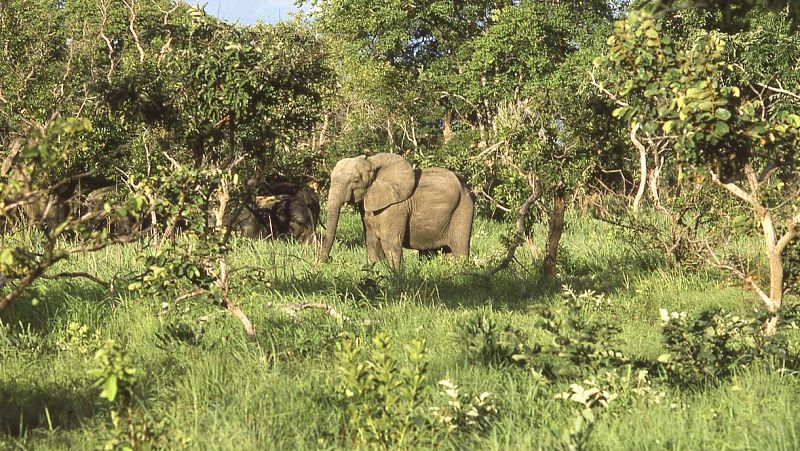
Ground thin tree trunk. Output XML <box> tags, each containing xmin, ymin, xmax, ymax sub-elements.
<box><xmin>318</xmin><ymin>113</ymin><xmax>329</xmax><ymax>149</ymax></box>
<box><xmin>543</xmin><ymin>192</ymin><xmax>566</xmax><ymax>280</ymax></box>
<box><xmin>709</xmin><ymin>164</ymin><xmax>800</xmax><ymax>335</ymax></box>
<box><xmin>630</xmin><ymin>123</ymin><xmax>647</xmax><ymax>215</ymax></box>
<box><xmin>443</xmin><ymin>108</ymin><xmax>454</xmax><ymax>143</ymax></box>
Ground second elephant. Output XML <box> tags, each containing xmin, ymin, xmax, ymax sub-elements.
<box><xmin>320</xmin><ymin>153</ymin><xmax>474</xmax><ymax>267</ymax></box>
<box><xmin>220</xmin><ymin>183</ymin><xmax>320</xmax><ymax>243</ymax></box>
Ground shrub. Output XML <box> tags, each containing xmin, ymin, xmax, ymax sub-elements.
<box><xmin>534</xmin><ymin>290</ymin><xmax>628</xmax><ymax>378</ymax></box>
<box><xmin>455</xmin><ymin>314</ymin><xmax>532</xmax><ymax>367</ymax></box>
<box><xmin>335</xmin><ymin>333</ymin><xmax>430</xmax><ymax>448</ymax></box>
<box><xmin>335</xmin><ymin>332</ymin><xmax>500</xmax><ymax>447</ymax></box>
<box><xmin>658</xmin><ymin>306</ymin><xmax>798</xmax><ymax>387</ymax></box>
<box><xmin>87</xmin><ymin>340</ymin><xmax>138</xmax><ymax>406</ymax></box>
<box><xmin>431</xmin><ymin>380</ymin><xmax>499</xmax><ymax>434</ymax></box>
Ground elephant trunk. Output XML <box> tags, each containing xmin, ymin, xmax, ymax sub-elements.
<box><xmin>320</xmin><ymin>187</ymin><xmax>346</xmax><ymax>261</ymax></box>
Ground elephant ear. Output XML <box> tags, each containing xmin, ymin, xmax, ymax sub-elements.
<box><xmin>364</xmin><ymin>153</ymin><xmax>416</xmax><ymax>212</ymax></box>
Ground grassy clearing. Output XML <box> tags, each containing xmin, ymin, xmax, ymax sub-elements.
<box><xmin>1</xmin><ymin>209</ymin><xmax>799</xmax><ymax>450</ymax></box>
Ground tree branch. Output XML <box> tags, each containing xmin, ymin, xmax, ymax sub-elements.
<box><xmin>486</xmin><ymin>186</ymin><xmax>542</xmax><ymax>276</ymax></box>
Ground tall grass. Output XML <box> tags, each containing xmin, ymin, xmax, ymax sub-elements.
<box><xmin>1</xmin><ymin>210</ymin><xmax>798</xmax><ymax>449</ymax></box>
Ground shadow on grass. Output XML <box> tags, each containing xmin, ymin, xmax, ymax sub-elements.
<box><xmin>0</xmin><ymin>379</ymin><xmax>101</xmax><ymax>437</ymax></box>
<box><xmin>264</xmin><ymin>258</ymin><xmax>564</xmax><ymax>312</ymax></box>
<box><xmin>559</xmin><ymin>249</ymin><xmax>663</xmax><ymax>296</ymax></box>
<box><xmin>0</xmin><ymin>282</ymin><xmax>112</xmax><ymax>334</ymax></box>
<box><xmin>264</xmin><ymin>246</ymin><xmax>667</xmax><ymax>313</ymax></box>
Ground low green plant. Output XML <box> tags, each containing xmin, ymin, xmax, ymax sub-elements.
<box><xmin>557</xmin><ymin>409</ymin><xmax>597</xmax><ymax>451</ymax></box>
<box><xmin>335</xmin><ymin>332</ymin><xmax>430</xmax><ymax>448</ymax></box>
<box><xmin>456</xmin><ymin>314</ymin><xmax>532</xmax><ymax>367</ymax></box>
<box><xmin>455</xmin><ymin>288</ymin><xmax>627</xmax><ymax>379</ymax></box>
<box><xmin>55</xmin><ymin>321</ymin><xmax>103</xmax><ymax>355</ymax></box>
<box><xmin>0</xmin><ymin>320</ymin><xmax>48</xmax><ymax>354</ymax></box>
<box><xmin>354</xmin><ymin>266</ymin><xmax>388</xmax><ymax>303</ymax></box>
<box><xmin>431</xmin><ymin>379</ymin><xmax>499</xmax><ymax>434</ymax></box>
<box><xmin>103</xmin><ymin>409</ymin><xmax>192</xmax><ymax>451</ymax></box>
<box><xmin>534</xmin><ymin>290</ymin><xmax>628</xmax><ymax>378</ymax></box>
<box><xmin>87</xmin><ymin>340</ymin><xmax>138</xmax><ymax>406</ymax></box>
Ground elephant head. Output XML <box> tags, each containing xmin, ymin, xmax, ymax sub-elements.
<box><xmin>320</xmin><ymin>153</ymin><xmax>416</xmax><ymax>261</ymax></box>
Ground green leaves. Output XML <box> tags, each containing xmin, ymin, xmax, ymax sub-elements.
<box><xmin>714</xmin><ymin>121</ymin><xmax>730</xmax><ymax>136</ymax></box>
<box><xmin>335</xmin><ymin>332</ymin><xmax>431</xmax><ymax>446</ymax></box>
<box><xmin>658</xmin><ymin>307</ymin><xmax>795</xmax><ymax>387</ymax></box>
<box><xmin>88</xmin><ymin>340</ymin><xmax>138</xmax><ymax>404</ymax></box>
<box><xmin>596</xmin><ymin>8</ymin><xmax>800</xmax><ymax>174</ymax></box>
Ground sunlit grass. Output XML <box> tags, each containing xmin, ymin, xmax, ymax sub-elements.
<box><xmin>1</xmin><ymin>209</ymin><xmax>798</xmax><ymax>450</ymax></box>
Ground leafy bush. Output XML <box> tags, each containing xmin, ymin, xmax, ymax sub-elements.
<box><xmin>455</xmin><ymin>314</ymin><xmax>532</xmax><ymax>367</ymax></box>
<box><xmin>335</xmin><ymin>332</ymin><xmax>499</xmax><ymax>447</ymax></box>
<box><xmin>455</xmin><ymin>288</ymin><xmax>627</xmax><ymax>379</ymax></box>
<box><xmin>533</xmin><ymin>290</ymin><xmax>628</xmax><ymax>378</ymax></box>
<box><xmin>88</xmin><ymin>340</ymin><xmax>138</xmax><ymax>406</ymax></box>
<box><xmin>335</xmin><ymin>332</ymin><xmax>430</xmax><ymax>447</ymax></box>
<box><xmin>103</xmin><ymin>410</ymin><xmax>192</xmax><ymax>451</ymax></box>
<box><xmin>431</xmin><ymin>380</ymin><xmax>498</xmax><ymax>434</ymax></box>
<box><xmin>658</xmin><ymin>307</ymin><xmax>798</xmax><ymax>387</ymax></box>
<box><xmin>55</xmin><ymin>322</ymin><xmax>104</xmax><ymax>355</ymax></box>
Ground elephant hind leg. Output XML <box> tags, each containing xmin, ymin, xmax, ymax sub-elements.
<box><xmin>448</xmin><ymin>195</ymin><xmax>474</xmax><ymax>258</ymax></box>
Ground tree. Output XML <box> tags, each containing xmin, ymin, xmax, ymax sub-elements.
<box><xmin>595</xmin><ymin>7</ymin><xmax>800</xmax><ymax>333</ymax></box>
<box><xmin>1</xmin><ymin>3</ymin><xmax>334</xmax><ymax>338</ymax></box>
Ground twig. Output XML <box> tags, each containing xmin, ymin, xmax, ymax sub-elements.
<box><xmin>756</xmin><ymin>82</ymin><xmax>800</xmax><ymax>101</ymax></box>
<box><xmin>589</xmin><ymin>69</ymin><xmax>630</xmax><ymax>107</ymax></box>
<box><xmin>270</xmin><ymin>302</ymin><xmax>352</xmax><ymax>322</ymax></box>
<box><xmin>41</xmin><ymin>271</ymin><xmax>110</xmax><ymax>288</ymax></box>
<box><xmin>630</xmin><ymin>123</ymin><xmax>648</xmax><ymax>215</ymax></box>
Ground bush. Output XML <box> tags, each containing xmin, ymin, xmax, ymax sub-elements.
<box><xmin>658</xmin><ymin>306</ymin><xmax>798</xmax><ymax>387</ymax></box>
<box><xmin>455</xmin><ymin>314</ymin><xmax>531</xmax><ymax>367</ymax></box>
<box><xmin>334</xmin><ymin>332</ymin><xmax>500</xmax><ymax>447</ymax></box>
<box><xmin>335</xmin><ymin>333</ymin><xmax>431</xmax><ymax>447</ymax></box>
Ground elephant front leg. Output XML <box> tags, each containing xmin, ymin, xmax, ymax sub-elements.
<box><xmin>365</xmin><ymin>230</ymin><xmax>386</xmax><ymax>264</ymax></box>
<box><xmin>381</xmin><ymin>235</ymin><xmax>404</xmax><ymax>268</ymax></box>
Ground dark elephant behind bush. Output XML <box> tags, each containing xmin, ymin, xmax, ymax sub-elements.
<box><xmin>218</xmin><ymin>182</ymin><xmax>320</xmax><ymax>243</ymax></box>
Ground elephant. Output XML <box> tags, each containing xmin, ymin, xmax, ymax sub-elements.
<box><xmin>216</xmin><ymin>182</ymin><xmax>320</xmax><ymax>243</ymax></box>
<box><xmin>320</xmin><ymin>153</ymin><xmax>474</xmax><ymax>267</ymax></box>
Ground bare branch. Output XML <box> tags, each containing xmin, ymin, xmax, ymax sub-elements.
<box><xmin>98</xmin><ymin>0</ymin><xmax>116</xmax><ymax>83</ymax></box>
<box><xmin>700</xmin><ymin>240</ymin><xmax>775</xmax><ymax>310</ymax></box>
<box><xmin>589</xmin><ymin>69</ymin><xmax>630</xmax><ymax>107</ymax></box>
<box><xmin>486</xmin><ymin>185</ymin><xmax>542</xmax><ymax>276</ymax></box>
<box><xmin>774</xmin><ymin>213</ymin><xmax>800</xmax><ymax>256</ymax></box>
<box><xmin>708</xmin><ymin>169</ymin><xmax>755</xmax><ymax>206</ymax></box>
<box><xmin>756</xmin><ymin>82</ymin><xmax>800</xmax><ymax>101</ymax></box>
<box><xmin>42</xmin><ymin>271</ymin><xmax>110</xmax><ymax>288</ymax></box>
<box><xmin>270</xmin><ymin>302</ymin><xmax>352</xmax><ymax>322</ymax></box>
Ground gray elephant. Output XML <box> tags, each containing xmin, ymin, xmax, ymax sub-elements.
<box><xmin>320</xmin><ymin>153</ymin><xmax>474</xmax><ymax>267</ymax></box>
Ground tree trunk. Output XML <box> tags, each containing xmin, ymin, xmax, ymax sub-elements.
<box><xmin>543</xmin><ymin>192</ymin><xmax>566</xmax><ymax>280</ymax></box>
<box><xmin>443</xmin><ymin>108</ymin><xmax>454</xmax><ymax>143</ymax></box>
<box><xmin>630</xmin><ymin>123</ymin><xmax>647</xmax><ymax>215</ymax></box>
<box><xmin>317</xmin><ymin>113</ymin><xmax>329</xmax><ymax>149</ymax></box>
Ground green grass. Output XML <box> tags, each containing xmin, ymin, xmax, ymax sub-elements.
<box><xmin>2</xmin><ymin>210</ymin><xmax>799</xmax><ymax>450</ymax></box>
